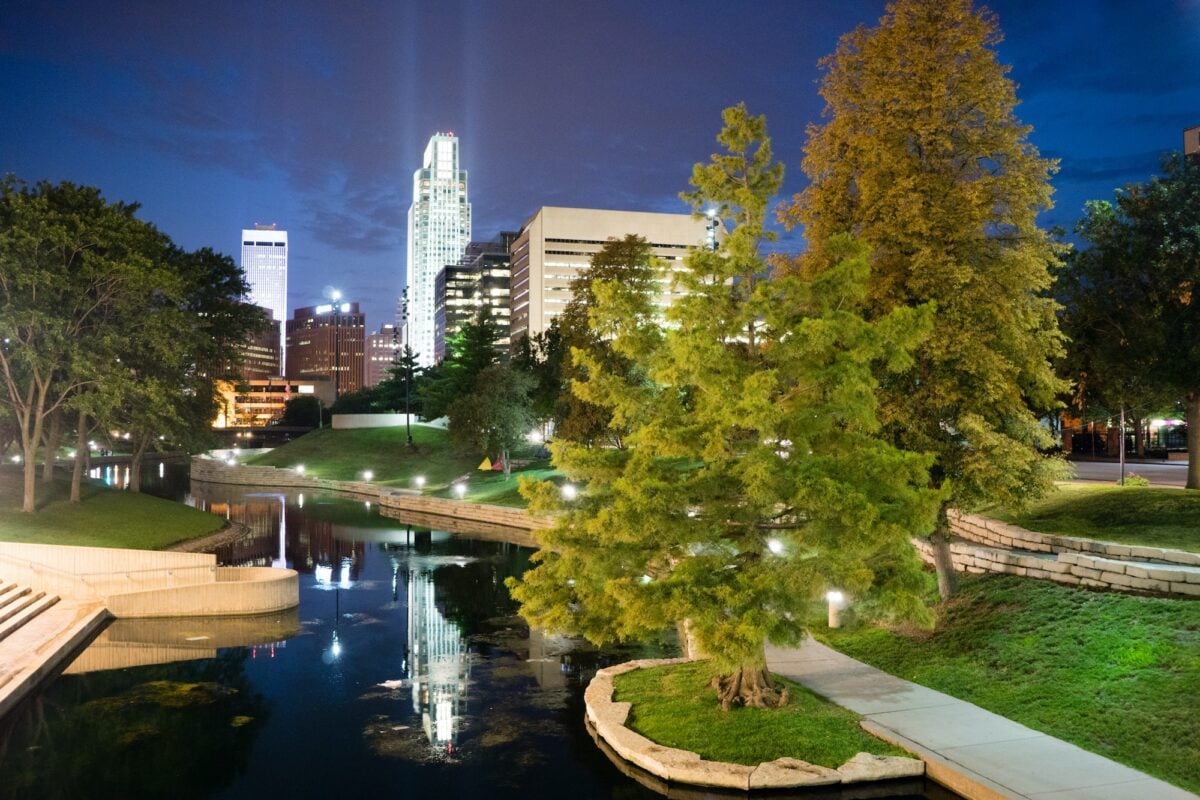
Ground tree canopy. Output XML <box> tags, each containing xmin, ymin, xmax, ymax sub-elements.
<box><xmin>783</xmin><ymin>0</ymin><xmax>1067</xmax><ymax>596</ymax></box>
<box><xmin>511</xmin><ymin>105</ymin><xmax>940</xmax><ymax>710</ymax></box>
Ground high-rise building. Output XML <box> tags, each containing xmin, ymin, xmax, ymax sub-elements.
<box><xmin>508</xmin><ymin>207</ymin><xmax>711</xmax><ymax>345</ymax></box>
<box><xmin>241</xmin><ymin>225</ymin><xmax>288</xmax><ymax>369</ymax></box>
<box><xmin>285</xmin><ymin>302</ymin><xmax>366</xmax><ymax>398</ymax></box>
<box><xmin>1186</xmin><ymin>124</ymin><xmax>1200</xmax><ymax>163</ymax></box>
<box><xmin>406</xmin><ymin>133</ymin><xmax>471</xmax><ymax>368</ymax></box>
<box><xmin>364</xmin><ymin>324</ymin><xmax>399</xmax><ymax>388</ymax></box>
<box><xmin>238</xmin><ymin>307</ymin><xmax>281</xmax><ymax>380</ymax></box>
<box><xmin>433</xmin><ymin>232</ymin><xmax>516</xmax><ymax>362</ymax></box>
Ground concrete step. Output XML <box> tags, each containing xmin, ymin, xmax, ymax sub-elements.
<box><xmin>0</xmin><ymin>593</ymin><xmax>60</xmax><ymax>643</ymax></box>
<box><xmin>0</xmin><ymin>580</ymin><xmax>18</xmax><ymax>597</ymax></box>
<box><xmin>0</xmin><ymin>601</ymin><xmax>109</xmax><ymax>718</ymax></box>
<box><xmin>0</xmin><ymin>586</ymin><xmax>35</xmax><ymax>620</ymax></box>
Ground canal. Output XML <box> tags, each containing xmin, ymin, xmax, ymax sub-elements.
<box><xmin>0</xmin><ymin>464</ymin><xmax>956</xmax><ymax>799</ymax></box>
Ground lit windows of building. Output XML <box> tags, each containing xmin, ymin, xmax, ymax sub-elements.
<box><xmin>285</xmin><ymin>302</ymin><xmax>366</xmax><ymax>397</ymax></box>
<box><xmin>241</xmin><ymin>225</ymin><xmax>288</xmax><ymax>369</ymax></box>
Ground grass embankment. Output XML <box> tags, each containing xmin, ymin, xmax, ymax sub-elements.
<box><xmin>241</xmin><ymin>425</ymin><xmax>562</xmax><ymax>507</ymax></box>
<box><xmin>613</xmin><ymin>661</ymin><xmax>907</xmax><ymax>767</ymax></box>
<box><xmin>0</xmin><ymin>466</ymin><xmax>223</xmax><ymax>549</ymax></box>
<box><xmin>984</xmin><ymin>483</ymin><xmax>1200</xmax><ymax>552</ymax></box>
<box><xmin>818</xmin><ymin>574</ymin><xmax>1200</xmax><ymax>794</ymax></box>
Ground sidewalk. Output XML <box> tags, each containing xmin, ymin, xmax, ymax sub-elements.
<box><xmin>766</xmin><ymin>638</ymin><xmax>1197</xmax><ymax>800</ymax></box>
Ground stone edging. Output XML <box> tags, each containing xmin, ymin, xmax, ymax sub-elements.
<box><xmin>583</xmin><ymin>658</ymin><xmax>924</xmax><ymax>791</ymax></box>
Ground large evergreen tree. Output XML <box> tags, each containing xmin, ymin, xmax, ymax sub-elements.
<box><xmin>511</xmin><ymin>106</ymin><xmax>939</xmax><ymax>709</ymax></box>
<box><xmin>784</xmin><ymin>0</ymin><xmax>1067</xmax><ymax>596</ymax></box>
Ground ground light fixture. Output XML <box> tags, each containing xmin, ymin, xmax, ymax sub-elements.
<box><xmin>414</xmin><ymin>475</ymin><xmax>426</xmax><ymax>488</ymax></box>
<box><xmin>453</xmin><ymin>483</ymin><xmax>466</xmax><ymax>499</ymax></box>
<box><xmin>295</xmin><ymin>465</ymin><xmax>305</xmax><ymax>475</ymax></box>
<box><xmin>362</xmin><ymin>470</ymin><xmax>374</xmax><ymax>481</ymax></box>
<box><xmin>561</xmin><ymin>483</ymin><xmax>577</xmax><ymax>501</ymax></box>
<box><xmin>826</xmin><ymin>590</ymin><xmax>845</xmax><ymax>629</ymax></box>
<box><xmin>767</xmin><ymin>538</ymin><xmax>785</xmax><ymax>555</ymax></box>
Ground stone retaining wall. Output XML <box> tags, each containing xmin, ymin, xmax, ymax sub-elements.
<box><xmin>912</xmin><ymin>537</ymin><xmax>1200</xmax><ymax>598</ymax></box>
<box><xmin>191</xmin><ymin>456</ymin><xmax>553</xmax><ymax>536</ymax></box>
<box><xmin>584</xmin><ymin>659</ymin><xmax>924</xmax><ymax>791</ymax></box>
<box><xmin>950</xmin><ymin>511</ymin><xmax>1200</xmax><ymax>568</ymax></box>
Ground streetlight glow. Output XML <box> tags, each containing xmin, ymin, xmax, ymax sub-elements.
<box><xmin>561</xmin><ymin>483</ymin><xmax>577</xmax><ymax>501</ymax></box>
<box><xmin>414</xmin><ymin>475</ymin><xmax>426</xmax><ymax>488</ymax></box>
<box><xmin>295</xmin><ymin>465</ymin><xmax>305</xmax><ymax>475</ymax></box>
<box><xmin>453</xmin><ymin>482</ymin><xmax>466</xmax><ymax>499</ymax></box>
<box><xmin>362</xmin><ymin>470</ymin><xmax>374</xmax><ymax>481</ymax></box>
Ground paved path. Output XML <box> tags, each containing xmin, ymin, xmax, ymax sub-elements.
<box><xmin>766</xmin><ymin>638</ymin><xmax>1197</xmax><ymax>800</ymax></box>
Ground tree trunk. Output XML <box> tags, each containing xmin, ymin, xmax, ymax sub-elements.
<box><xmin>502</xmin><ymin>448</ymin><xmax>511</xmax><ymax>480</ymax></box>
<box><xmin>1187</xmin><ymin>392</ymin><xmax>1199</xmax><ymax>491</ymax></box>
<box><xmin>70</xmin><ymin>413</ymin><xmax>89</xmax><ymax>503</ymax></box>
<box><xmin>931</xmin><ymin>505</ymin><xmax>959</xmax><ymax>599</ymax></box>
<box><xmin>1134</xmin><ymin>417</ymin><xmax>1146</xmax><ymax>458</ymax></box>
<box><xmin>128</xmin><ymin>435</ymin><xmax>149</xmax><ymax>493</ymax></box>
<box><xmin>676</xmin><ymin>619</ymin><xmax>706</xmax><ymax>661</ymax></box>
<box><xmin>711</xmin><ymin>664</ymin><xmax>789</xmax><ymax>711</ymax></box>
<box><xmin>41</xmin><ymin>409</ymin><xmax>63</xmax><ymax>483</ymax></box>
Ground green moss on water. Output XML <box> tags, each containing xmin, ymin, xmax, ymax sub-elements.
<box><xmin>612</xmin><ymin>661</ymin><xmax>907</xmax><ymax>767</ymax></box>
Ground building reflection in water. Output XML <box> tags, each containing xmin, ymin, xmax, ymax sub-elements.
<box><xmin>406</xmin><ymin>567</ymin><xmax>470</xmax><ymax>752</ymax></box>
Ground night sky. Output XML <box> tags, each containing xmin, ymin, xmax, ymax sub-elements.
<box><xmin>3</xmin><ymin>1</ymin><xmax>1198</xmax><ymax>331</ymax></box>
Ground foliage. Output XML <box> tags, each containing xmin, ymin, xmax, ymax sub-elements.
<box><xmin>511</xmin><ymin>321</ymin><xmax>564</xmax><ymax>434</ymax></box>
<box><xmin>613</xmin><ymin>661</ymin><xmax>908</xmax><ymax>766</ymax></box>
<box><xmin>419</xmin><ymin>307</ymin><xmax>500</xmax><ymax>420</ymax></box>
<box><xmin>448</xmin><ymin>364</ymin><xmax>535</xmax><ymax>478</ymax></box>
<box><xmin>783</xmin><ymin>0</ymin><xmax>1068</xmax><ymax>594</ymax></box>
<box><xmin>555</xmin><ymin>235</ymin><xmax>658</xmax><ymax>448</ymax></box>
<box><xmin>1063</xmin><ymin>154</ymin><xmax>1200</xmax><ymax>488</ymax></box>
<box><xmin>818</xmin><ymin>573</ymin><xmax>1200</xmax><ymax>794</ymax></box>
<box><xmin>986</xmin><ymin>483</ymin><xmax>1200</xmax><ymax>552</ymax></box>
<box><xmin>511</xmin><ymin>105</ymin><xmax>940</xmax><ymax>709</ymax></box>
<box><xmin>279</xmin><ymin>395</ymin><xmax>324</xmax><ymax>428</ymax></box>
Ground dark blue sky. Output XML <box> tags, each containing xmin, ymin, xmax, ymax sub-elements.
<box><xmin>3</xmin><ymin>0</ymin><xmax>1198</xmax><ymax>330</ymax></box>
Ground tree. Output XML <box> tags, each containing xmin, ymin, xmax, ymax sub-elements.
<box><xmin>783</xmin><ymin>0</ymin><xmax>1067</xmax><ymax>597</ymax></box>
<box><xmin>511</xmin><ymin>320</ymin><xmax>564</xmax><ymax>439</ymax></box>
<box><xmin>1064</xmin><ymin>154</ymin><xmax>1200</xmax><ymax>487</ymax></box>
<box><xmin>419</xmin><ymin>307</ymin><xmax>500</xmax><ymax>420</ymax></box>
<box><xmin>280</xmin><ymin>395</ymin><xmax>323</xmax><ymax>428</ymax></box>
<box><xmin>0</xmin><ymin>180</ymin><xmax>158</xmax><ymax>512</ymax></box>
<box><xmin>554</xmin><ymin>236</ymin><xmax>659</xmax><ymax>449</ymax></box>
<box><xmin>511</xmin><ymin>106</ymin><xmax>939</xmax><ymax>710</ymax></box>
<box><xmin>448</xmin><ymin>364</ymin><xmax>535</xmax><ymax>479</ymax></box>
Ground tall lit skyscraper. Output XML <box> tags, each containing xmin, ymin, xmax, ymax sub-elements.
<box><xmin>241</xmin><ymin>225</ymin><xmax>288</xmax><ymax>370</ymax></box>
<box><xmin>406</xmin><ymin>133</ymin><xmax>470</xmax><ymax>367</ymax></box>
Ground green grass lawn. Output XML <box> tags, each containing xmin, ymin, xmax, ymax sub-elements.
<box><xmin>613</xmin><ymin>660</ymin><xmax>908</xmax><ymax>767</ymax></box>
<box><xmin>983</xmin><ymin>483</ymin><xmax>1200</xmax><ymax>552</ymax></box>
<box><xmin>242</xmin><ymin>425</ymin><xmax>561</xmax><ymax>506</ymax></box>
<box><xmin>0</xmin><ymin>466</ymin><xmax>224</xmax><ymax>549</ymax></box>
<box><xmin>817</xmin><ymin>573</ymin><xmax>1200</xmax><ymax>794</ymax></box>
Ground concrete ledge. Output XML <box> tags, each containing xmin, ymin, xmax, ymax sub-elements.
<box><xmin>0</xmin><ymin>601</ymin><xmax>110</xmax><ymax>721</ymax></box>
<box><xmin>105</xmin><ymin>567</ymin><xmax>298</xmax><ymax>618</ymax></box>
<box><xmin>584</xmin><ymin>658</ymin><xmax>924</xmax><ymax>791</ymax></box>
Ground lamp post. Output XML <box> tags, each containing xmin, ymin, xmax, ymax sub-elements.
<box><xmin>330</xmin><ymin>290</ymin><xmax>342</xmax><ymax>400</ymax></box>
<box><xmin>400</xmin><ymin>289</ymin><xmax>415</xmax><ymax>448</ymax></box>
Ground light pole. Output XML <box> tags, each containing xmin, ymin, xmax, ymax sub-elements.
<box><xmin>400</xmin><ymin>288</ymin><xmax>415</xmax><ymax>449</ymax></box>
<box><xmin>330</xmin><ymin>290</ymin><xmax>342</xmax><ymax>400</ymax></box>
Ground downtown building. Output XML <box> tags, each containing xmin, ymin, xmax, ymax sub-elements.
<box><xmin>406</xmin><ymin>133</ymin><xmax>471</xmax><ymax>368</ymax></box>
<box><xmin>285</xmin><ymin>302</ymin><xmax>366</xmax><ymax>398</ymax></box>
<box><xmin>241</xmin><ymin>225</ymin><xmax>288</xmax><ymax>368</ymax></box>
<box><xmin>364</xmin><ymin>324</ymin><xmax>399</xmax><ymax>388</ymax></box>
<box><xmin>433</xmin><ymin>232</ymin><xmax>517</xmax><ymax>363</ymax></box>
<box><xmin>508</xmin><ymin>207</ymin><xmax>713</xmax><ymax>345</ymax></box>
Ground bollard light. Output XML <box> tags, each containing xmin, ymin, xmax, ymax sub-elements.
<box><xmin>561</xmin><ymin>483</ymin><xmax>577</xmax><ymax>501</ymax></box>
<box><xmin>453</xmin><ymin>482</ymin><xmax>466</xmax><ymax>499</ymax></box>
<box><xmin>826</xmin><ymin>590</ymin><xmax>845</xmax><ymax>629</ymax></box>
<box><xmin>414</xmin><ymin>475</ymin><xmax>426</xmax><ymax>489</ymax></box>
<box><xmin>295</xmin><ymin>465</ymin><xmax>305</xmax><ymax>475</ymax></box>
<box><xmin>362</xmin><ymin>470</ymin><xmax>374</xmax><ymax>481</ymax></box>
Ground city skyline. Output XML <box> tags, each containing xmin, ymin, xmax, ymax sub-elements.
<box><xmin>2</xmin><ymin>1</ymin><xmax>1199</xmax><ymax>329</ymax></box>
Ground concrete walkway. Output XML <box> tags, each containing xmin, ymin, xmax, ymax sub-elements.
<box><xmin>0</xmin><ymin>600</ymin><xmax>108</xmax><ymax>719</ymax></box>
<box><xmin>766</xmin><ymin>638</ymin><xmax>1198</xmax><ymax>800</ymax></box>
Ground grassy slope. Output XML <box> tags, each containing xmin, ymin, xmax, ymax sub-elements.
<box><xmin>985</xmin><ymin>483</ymin><xmax>1200</xmax><ymax>552</ymax></box>
<box><xmin>0</xmin><ymin>466</ymin><xmax>223</xmax><ymax>549</ymax></box>
<box><xmin>242</xmin><ymin>425</ymin><xmax>561</xmax><ymax>506</ymax></box>
<box><xmin>614</xmin><ymin>661</ymin><xmax>908</xmax><ymax>767</ymax></box>
<box><xmin>817</xmin><ymin>574</ymin><xmax>1200</xmax><ymax>794</ymax></box>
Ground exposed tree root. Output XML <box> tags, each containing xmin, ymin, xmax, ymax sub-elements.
<box><xmin>711</xmin><ymin>666</ymin><xmax>790</xmax><ymax>711</ymax></box>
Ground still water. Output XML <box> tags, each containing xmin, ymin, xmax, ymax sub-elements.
<box><xmin>0</xmin><ymin>465</ymin><xmax>955</xmax><ymax>799</ymax></box>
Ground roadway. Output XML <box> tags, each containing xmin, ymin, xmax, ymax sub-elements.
<box><xmin>1066</xmin><ymin>458</ymin><xmax>1190</xmax><ymax>488</ymax></box>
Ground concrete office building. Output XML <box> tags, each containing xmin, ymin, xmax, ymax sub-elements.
<box><xmin>364</xmin><ymin>324</ymin><xmax>399</xmax><ymax>388</ymax></box>
<box><xmin>241</xmin><ymin>225</ymin><xmax>288</xmax><ymax>368</ymax></box>
<box><xmin>1186</xmin><ymin>124</ymin><xmax>1200</xmax><ymax>162</ymax></box>
<box><xmin>239</xmin><ymin>310</ymin><xmax>282</xmax><ymax>380</ymax></box>
<box><xmin>406</xmin><ymin>133</ymin><xmax>471</xmax><ymax>368</ymax></box>
<box><xmin>214</xmin><ymin>377</ymin><xmax>335</xmax><ymax>429</ymax></box>
<box><xmin>285</xmin><ymin>302</ymin><xmax>366</xmax><ymax>398</ymax></box>
<box><xmin>508</xmin><ymin>207</ymin><xmax>712</xmax><ymax>345</ymax></box>
<box><xmin>433</xmin><ymin>233</ymin><xmax>517</xmax><ymax>362</ymax></box>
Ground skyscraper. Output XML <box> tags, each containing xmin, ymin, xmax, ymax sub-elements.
<box><xmin>241</xmin><ymin>225</ymin><xmax>288</xmax><ymax>370</ymax></box>
<box><xmin>285</xmin><ymin>302</ymin><xmax>366</xmax><ymax>398</ymax></box>
<box><xmin>406</xmin><ymin>133</ymin><xmax>471</xmax><ymax>367</ymax></box>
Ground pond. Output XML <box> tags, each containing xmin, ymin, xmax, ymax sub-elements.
<box><xmin>0</xmin><ymin>471</ymin><xmax>958</xmax><ymax>799</ymax></box>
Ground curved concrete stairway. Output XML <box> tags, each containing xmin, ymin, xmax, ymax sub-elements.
<box><xmin>0</xmin><ymin>578</ymin><xmax>108</xmax><ymax>717</ymax></box>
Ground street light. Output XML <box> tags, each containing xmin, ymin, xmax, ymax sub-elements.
<box><xmin>330</xmin><ymin>290</ymin><xmax>342</xmax><ymax>400</ymax></box>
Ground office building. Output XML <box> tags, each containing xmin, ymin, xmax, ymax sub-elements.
<box><xmin>508</xmin><ymin>207</ymin><xmax>711</xmax><ymax>345</ymax></box>
<box><xmin>239</xmin><ymin>312</ymin><xmax>282</xmax><ymax>380</ymax></box>
<box><xmin>433</xmin><ymin>233</ymin><xmax>516</xmax><ymax>362</ymax></box>
<box><xmin>213</xmin><ymin>377</ymin><xmax>335</xmax><ymax>429</ymax></box>
<box><xmin>241</xmin><ymin>225</ymin><xmax>288</xmax><ymax>368</ymax></box>
<box><xmin>285</xmin><ymin>302</ymin><xmax>366</xmax><ymax>397</ymax></box>
<box><xmin>406</xmin><ymin>132</ymin><xmax>471</xmax><ymax>368</ymax></box>
<box><xmin>1186</xmin><ymin>124</ymin><xmax>1200</xmax><ymax>163</ymax></box>
<box><xmin>364</xmin><ymin>324</ymin><xmax>399</xmax><ymax>388</ymax></box>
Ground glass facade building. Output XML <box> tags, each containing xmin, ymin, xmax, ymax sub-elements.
<box><xmin>241</xmin><ymin>225</ymin><xmax>288</xmax><ymax>370</ymax></box>
<box><xmin>406</xmin><ymin>133</ymin><xmax>471</xmax><ymax>367</ymax></box>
